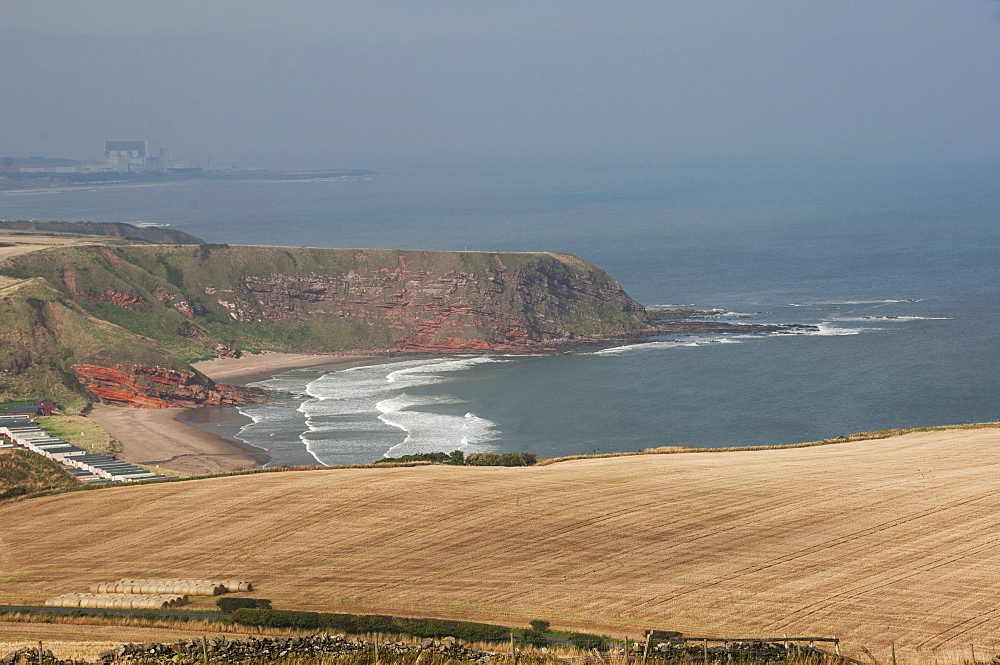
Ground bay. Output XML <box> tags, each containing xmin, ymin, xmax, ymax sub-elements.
<box><xmin>2</xmin><ymin>159</ymin><xmax>996</xmax><ymax>465</ymax></box>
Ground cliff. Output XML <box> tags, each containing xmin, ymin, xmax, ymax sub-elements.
<box><xmin>0</xmin><ymin>245</ymin><xmax>652</xmax><ymax>409</ymax></box>
<box><xmin>3</xmin><ymin>245</ymin><xmax>651</xmax><ymax>357</ymax></box>
<box><xmin>0</xmin><ymin>220</ymin><xmax>204</xmax><ymax>244</ymax></box>
<box><xmin>0</xmin><ymin>279</ymin><xmax>261</xmax><ymax>412</ymax></box>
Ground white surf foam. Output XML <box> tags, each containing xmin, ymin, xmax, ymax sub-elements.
<box><xmin>785</xmin><ymin>323</ymin><xmax>867</xmax><ymax>336</ymax></box>
<box><xmin>715</xmin><ymin>311</ymin><xmax>763</xmax><ymax>318</ymax></box>
<box><xmin>793</xmin><ymin>299</ymin><xmax>923</xmax><ymax>306</ymax></box>
<box><xmin>831</xmin><ymin>315</ymin><xmax>952</xmax><ymax>322</ymax></box>
<box><xmin>590</xmin><ymin>336</ymin><xmax>742</xmax><ymax>356</ymax></box>
<box><xmin>378</xmin><ymin>392</ymin><xmax>499</xmax><ymax>458</ymax></box>
<box><xmin>288</xmin><ymin>356</ymin><xmax>505</xmax><ymax>464</ymax></box>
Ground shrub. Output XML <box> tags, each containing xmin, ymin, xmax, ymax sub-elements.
<box><xmin>466</xmin><ymin>452</ymin><xmax>537</xmax><ymax>466</ymax></box>
<box><xmin>529</xmin><ymin>620</ymin><xmax>550</xmax><ymax>632</ymax></box>
<box><xmin>231</xmin><ymin>608</ymin><xmax>320</xmax><ymax>629</ymax></box>
<box><xmin>465</xmin><ymin>453</ymin><xmax>501</xmax><ymax>466</ymax></box>
<box><xmin>216</xmin><ymin>597</ymin><xmax>272</xmax><ymax>612</ymax></box>
<box><xmin>377</xmin><ymin>450</ymin><xmax>536</xmax><ymax>467</ymax></box>
<box><xmin>520</xmin><ymin>629</ymin><xmax>549</xmax><ymax>647</ymax></box>
<box><xmin>568</xmin><ymin>633</ymin><xmax>608</xmax><ymax>650</ymax></box>
<box><xmin>375</xmin><ymin>452</ymin><xmax>452</xmax><ymax>465</ymax></box>
<box><xmin>317</xmin><ymin>613</ymin><xmax>510</xmax><ymax>642</ymax></box>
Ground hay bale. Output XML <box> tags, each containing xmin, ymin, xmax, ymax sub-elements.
<box><xmin>217</xmin><ymin>580</ymin><xmax>254</xmax><ymax>592</ymax></box>
<box><xmin>92</xmin><ymin>578</ymin><xmax>242</xmax><ymax>596</ymax></box>
<box><xmin>44</xmin><ymin>595</ymin><xmax>79</xmax><ymax>608</ymax></box>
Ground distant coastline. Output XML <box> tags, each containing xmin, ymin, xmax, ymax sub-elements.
<box><xmin>0</xmin><ymin>168</ymin><xmax>378</xmax><ymax>192</ymax></box>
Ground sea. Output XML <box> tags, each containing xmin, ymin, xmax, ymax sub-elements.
<box><xmin>2</xmin><ymin>159</ymin><xmax>997</xmax><ymax>466</ymax></box>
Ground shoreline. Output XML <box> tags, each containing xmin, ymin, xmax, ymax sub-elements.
<box><xmin>85</xmin><ymin>352</ymin><xmax>386</xmax><ymax>477</ymax></box>
<box><xmin>95</xmin><ymin>349</ymin><xmax>1000</xmax><ymax>479</ymax></box>
<box><xmin>192</xmin><ymin>351</ymin><xmax>384</xmax><ymax>384</ymax></box>
<box><xmin>87</xmin><ymin>404</ymin><xmax>269</xmax><ymax>476</ymax></box>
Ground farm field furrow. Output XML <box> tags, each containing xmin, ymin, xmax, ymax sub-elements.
<box><xmin>2</xmin><ymin>427</ymin><xmax>1000</xmax><ymax>659</ymax></box>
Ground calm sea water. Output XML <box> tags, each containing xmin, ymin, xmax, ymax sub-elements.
<box><xmin>3</xmin><ymin>159</ymin><xmax>997</xmax><ymax>465</ymax></box>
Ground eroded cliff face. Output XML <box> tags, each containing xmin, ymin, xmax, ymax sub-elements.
<box><xmin>1</xmin><ymin>246</ymin><xmax>653</xmax><ymax>409</ymax></box>
<box><xmin>72</xmin><ymin>363</ymin><xmax>262</xmax><ymax>409</ymax></box>
<box><xmin>216</xmin><ymin>256</ymin><xmax>645</xmax><ymax>352</ymax></box>
<box><xmin>10</xmin><ymin>246</ymin><xmax>652</xmax><ymax>357</ymax></box>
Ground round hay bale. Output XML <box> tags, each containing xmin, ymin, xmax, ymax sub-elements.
<box><xmin>217</xmin><ymin>580</ymin><xmax>253</xmax><ymax>592</ymax></box>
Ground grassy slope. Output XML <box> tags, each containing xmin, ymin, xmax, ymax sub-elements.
<box><xmin>0</xmin><ymin>278</ymin><xmax>196</xmax><ymax>412</ymax></box>
<box><xmin>2</xmin><ymin>427</ymin><xmax>1000</xmax><ymax>656</ymax></box>
<box><xmin>0</xmin><ymin>448</ymin><xmax>79</xmax><ymax>501</ymax></box>
<box><xmin>0</xmin><ymin>220</ymin><xmax>203</xmax><ymax>244</ymax></box>
<box><xmin>1</xmin><ymin>245</ymin><xmax>648</xmax><ymax>360</ymax></box>
<box><xmin>34</xmin><ymin>415</ymin><xmax>123</xmax><ymax>456</ymax></box>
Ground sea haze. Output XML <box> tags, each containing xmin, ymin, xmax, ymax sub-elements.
<box><xmin>2</xmin><ymin>159</ymin><xmax>997</xmax><ymax>465</ymax></box>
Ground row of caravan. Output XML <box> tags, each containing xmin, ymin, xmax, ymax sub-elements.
<box><xmin>45</xmin><ymin>593</ymin><xmax>188</xmax><ymax>610</ymax></box>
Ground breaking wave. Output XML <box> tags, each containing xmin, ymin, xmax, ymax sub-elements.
<box><xmin>244</xmin><ymin>356</ymin><xmax>507</xmax><ymax>466</ymax></box>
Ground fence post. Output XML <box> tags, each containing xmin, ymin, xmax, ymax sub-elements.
<box><xmin>971</xmin><ymin>644</ymin><xmax>976</xmax><ymax>664</ymax></box>
<box><xmin>703</xmin><ymin>638</ymin><xmax>709</xmax><ymax>665</ymax></box>
<box><xmin>624</xmin><ymin>637</ymin><xmax>629</xmax><ymax>665</ymax></box>
<box><xmin>202</xmin><ymin>636</ymin><xmax>208</xmax><ymax>665</ymax></box>
<box><xmin>891</xmin><ymin>642</ymin><xmax>897</xmax><ymax>665</ymax></box>
<box><xmin>835</xmin><ymin>639</ymin><xmax>841</xmax><ymax>657</ymax></box>
<box><xmin>510</xmin><ymin>632</ymin><xmax>515</xmax><ymax>664</ymax></box>
<box><xmin>643</xmin><ymin>632</ymin><xmax>652</xmax><ymax>665</ymax></box>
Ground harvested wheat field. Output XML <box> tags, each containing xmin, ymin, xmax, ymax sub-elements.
<box><xmin>3</xmin><ymin>426</ymin><xmax>1000</xmax><ymax>659</ymax></box>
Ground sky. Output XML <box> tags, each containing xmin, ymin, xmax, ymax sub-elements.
<box><xmin>1</xmin><ymin>1</ymin><xmax>998</xmax><ymax>170</ymax></box>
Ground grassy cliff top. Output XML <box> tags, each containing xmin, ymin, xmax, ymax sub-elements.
<box><xmin>0</xmin><ymin>220</ymin><xmax>204</xmax><ymax>244</ymax></box>
<box><xmin>0</xmin><ymin>243</ymin><xmax>649</xmax><ymax>408</ymax></box>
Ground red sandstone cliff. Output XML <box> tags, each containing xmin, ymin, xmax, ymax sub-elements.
<box><xmin>72</xmin><ymin>363</ymin><xmax>263</xmax><ymax>409</ymax></box>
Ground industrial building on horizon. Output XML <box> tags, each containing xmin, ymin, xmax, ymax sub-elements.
<box><xmin>104</xmin><ymin>140</ymin><xmax>160</xmax><ymax>172</ymax></box>
<box><xmin>2</xmin><ymin>140</ymin><xmax>205</xmax><ymax>174</ymax></box>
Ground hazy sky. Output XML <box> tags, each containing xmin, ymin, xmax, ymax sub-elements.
<box><xmin>2</xmin><ymin>1</ymin><xmax>998</xmax><ymax>169</ymax></box>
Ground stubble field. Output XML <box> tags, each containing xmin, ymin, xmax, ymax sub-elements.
<box><xmin>3</xmin><ymin>426</ymin><xmax>1000</xmax><ymax>661</ymax></box>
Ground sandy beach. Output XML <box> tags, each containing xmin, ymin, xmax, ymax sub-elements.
<box><xmin>87</xmin><ymin>404</ymin><xmax>268</xmax><ymax>475</ymax></box>
<box><xmin>85</xmin><ymin>352</ymin><xmax>379</xmax><ymax>476</ymax></box>
<box><xmin>192</xmin><ymin>351</ymin><xmax>377</xmax><ymax>384</ymax></box>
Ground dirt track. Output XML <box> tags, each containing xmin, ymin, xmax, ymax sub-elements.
<box><xmin>2</xmin><ymin>427</ymin><xmax>1000</xmax><ymax>659</ymax></box>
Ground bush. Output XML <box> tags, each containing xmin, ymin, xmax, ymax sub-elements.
<box><xmin>568</xmin><ymin>633</ymin><xmax>608</xmax><ymax>650</ymax></box>
<box><xmin>216</xmin><ymin>597</ymin><xmax>272</xmax><ymax>612</ymax></box>
<box><xmin>377</xmin><ymin>450</ymin><xmax>536</xmax><ymax>467</ymax></box>
<box><xmin>317</xmin><ymin>613</ymin><xmax>510</xmax><ymax>642</ymax></box>
<box><xmin>529</xmin><ymin>620</ymin><xmax>550</xmax><ymax>632</ymax></box>
<box><xmin>231</xmin><ymin>608</ymin><xmax>320</xmax><ymax>629</ymax></box>
<box><xmin>520</xmin><ymin>629</ymin><xmax>549</xmax><ymax>647</ymax></box>
<box><xmin>375</xmin><ymin>452</ymin><xmax>453</xmax><ymax>465</ymax></box>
